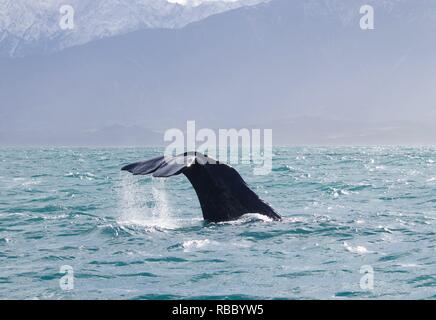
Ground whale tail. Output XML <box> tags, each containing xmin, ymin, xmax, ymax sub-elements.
<box><xmin>121</xmin><ymin>152</ymin><xmax>281</xmax><ymax>223</ymax></box>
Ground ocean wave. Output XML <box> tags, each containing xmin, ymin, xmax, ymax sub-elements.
<box><xmin>2</xmin><ymin>147</ymin><xmax>436</xmax><ymax>299</ymax></box>
<box><xmin>343</xmin><ymin>242</ymin><xmax>369</xmax><ymax>254</ymax></box>
<box><xmin>64</xmin><ymin>172</ymin><xmax>97</xmax><ymax>180</ymax></box>
<box><xmin>182</xmin><ymin>239</ymin><xmax>219</xmax><ymax>251</ymax></box>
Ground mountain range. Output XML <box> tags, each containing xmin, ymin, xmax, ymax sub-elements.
<box><xmin>1</xmin><ymin>0</ymin><xmax>436</xmax><ymax>146</ymax></box>
<box><xmin>0</xmin><ymin>0</ymin><xmax>267</xmax><ymax>57</ymax></box>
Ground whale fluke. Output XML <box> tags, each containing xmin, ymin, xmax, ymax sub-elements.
<box><xmin>121</xmin><ymin>152</ymin><xmax>281</xmax><ymax>223</ymax></box>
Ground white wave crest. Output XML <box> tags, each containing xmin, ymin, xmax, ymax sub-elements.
<box><xmin>343</xmin><ymin>242</ymin><xmax>369</xmax><ymax>254</ymax></box>
<box><xmin>182</xmin><ymin>239</ymin><xmax>218</xmax><ymax>251</ymax></box>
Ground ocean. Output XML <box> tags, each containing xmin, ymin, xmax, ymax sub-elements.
<box><xmin>0</xmin><ymin>147</ymin><xmax>435</xmax><ymax>299</ymax></box>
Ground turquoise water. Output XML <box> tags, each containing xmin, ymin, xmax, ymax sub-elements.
<box><xmin>0</xmin><ymin>147</ymin><xmax>435</xmax><ymax>299</ymax></box>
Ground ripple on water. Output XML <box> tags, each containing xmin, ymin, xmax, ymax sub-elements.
<box><xmin>1</xmin><ymin>147</ymin><xmax>436</xmax><ymax>299</ymax></box>
<box><xmin>343</xmin><ymin>242</ymin><xmax>369</xmax><ymax>254</ymax></box>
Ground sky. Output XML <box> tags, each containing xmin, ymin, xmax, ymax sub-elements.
<box><xmin>1</xmin><ymin>0</ymin><xmax>436</xmax><ymax>146</ymax></box>
<box><xmin>167</xmin><ymin>0</ymin><xmax>241</xmax><ymax>6</ymax></box>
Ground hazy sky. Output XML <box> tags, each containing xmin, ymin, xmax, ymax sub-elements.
<box><xmin>167</xmin><ymin>0</ymin><xmax>242</xmax><ymax>5</ymax></box>
<box><xmin>1</xmin><ymin>0</ymin><xmax>436</xmax><ymax>146</ymax></box>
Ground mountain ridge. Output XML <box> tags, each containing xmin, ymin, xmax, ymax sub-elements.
<box><xmin>0</xmin><ymin>0</ymin><xmax>268</xmax><ymax>57</ymax></box>
<box><xmin>1</xmin><ymin>0</ymin><xmax>436</xmax><ymax>145</ymax></box>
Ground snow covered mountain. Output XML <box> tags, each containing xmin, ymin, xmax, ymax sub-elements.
<box><xmin>1</xmin><ymin>0</ymin><xmax>436</xmax><ymax>145</ymax></box>
<box><xmin>0</xmin><ymin>0</ymin><xmax>268</xmax><ymax>57</ymax></box>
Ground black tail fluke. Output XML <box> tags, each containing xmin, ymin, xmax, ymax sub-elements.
<box><xmin>121</xmin><ymin>152</ymin><xmax>281</xmax><ymax>222</ymax></box>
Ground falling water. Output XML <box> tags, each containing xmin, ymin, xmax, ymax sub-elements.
<box><xmin>117</xmin><ymin>172</ymin><xmax>178</xmax><ymax>230</ymax></box>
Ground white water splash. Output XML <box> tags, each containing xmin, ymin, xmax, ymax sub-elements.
<box><xmin>182</xmin><ymin>239</ymin><xmax>218</xmax><ymax>252</ymax></box>
<box><xmin>117</xmin><ymin>173</ymin><xmax>178</xmax><ymax>230</ymax></box>
<box><xmin>215</xmin><ymin>213</ymin><xmax>274</xmax><ymax>226</ymax></box>
<box><xmin>343</xmin><ymin>242</ymin><xmax>369</xmax><ymax>254</ymax></box>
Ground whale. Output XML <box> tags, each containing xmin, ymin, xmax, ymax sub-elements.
<box><xmin>121</xmin><ymin>152</ymin><xmax>281</xmax><ymax>223</ymax></box>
